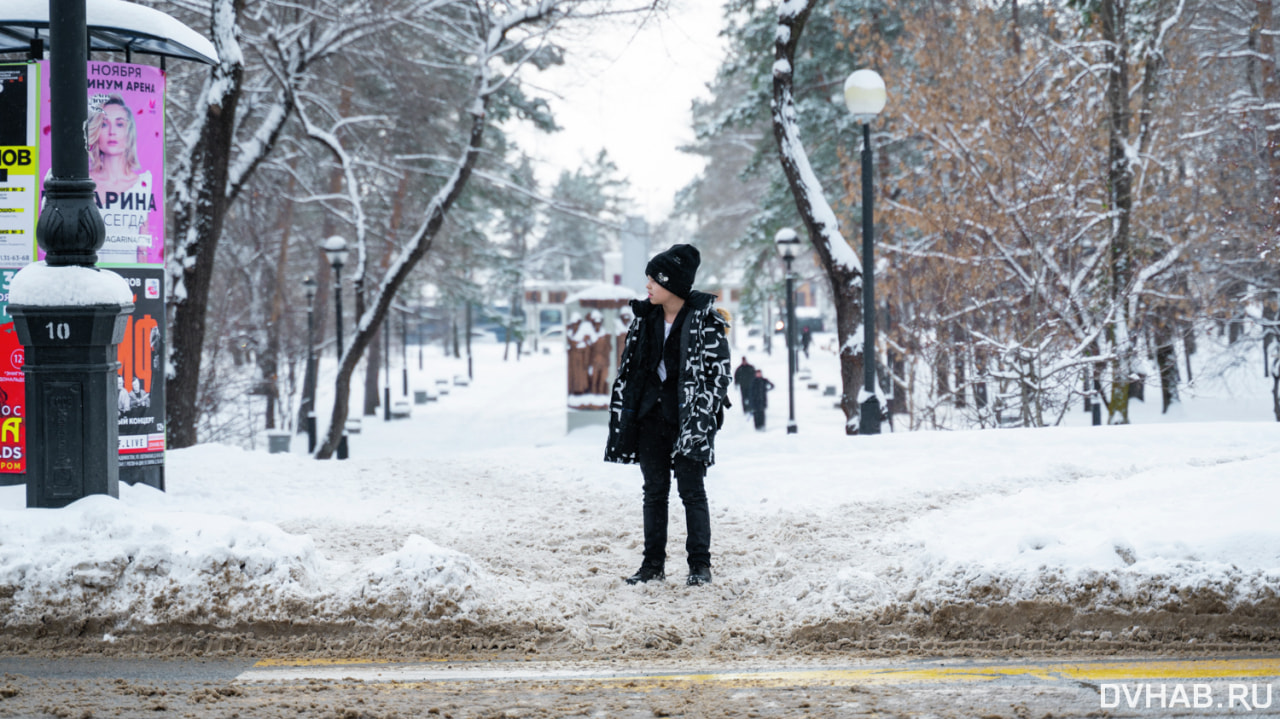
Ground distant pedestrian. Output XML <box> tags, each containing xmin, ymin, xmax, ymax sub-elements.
<box><xmin>604</xmin><ymin>244</ymin><xmax>731</xmax><ymax>588</ymax></box>
<box><xmin>749</xmin><ymin>369</ymin><xmax>774</xmax><ymax>431</ymax></box>
<box><xmin>733</xmin><ymin>357</ymin><xmax>756</xmax><ymax>415</ymax></box>
<box><xmin>800</xmin><ymin>326</ymin><xmax>812</xmax><ymax>359</ymax></box>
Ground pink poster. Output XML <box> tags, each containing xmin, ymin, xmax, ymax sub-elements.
<box><xmin>38</xmin><ymin>61</ymin><xmax>165</xmax><ymax>266</ymax></box>
<box><xmin>0</xmin><ymin>321</ymin><xmax>24</xmax><ymax>474</ymax></box>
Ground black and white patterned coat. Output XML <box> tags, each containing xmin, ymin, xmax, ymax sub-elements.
<box><xmin>604</xmin><ymin>291</ymin><xmax>731</xmax><ymax>467</ymax></box>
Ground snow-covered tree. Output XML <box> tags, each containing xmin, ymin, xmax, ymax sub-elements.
<box><xmin>531</xmin><ymin>149</ymin><xmax>629</xmax><ymax>281</ymax></box>
<box><xmin>164</xmin><ymin>0</ymin><xmax>411</xmax><ymax>448</ymax></box>
<box><xmin>312</xmin><ymin>0</ymin><xmax>654</xmax><ymax>459</ymax></box>
<box><xmin>1193</xmin><ymin>0</ymin><xmax>1280</xmax><ymax>420</ymax></box>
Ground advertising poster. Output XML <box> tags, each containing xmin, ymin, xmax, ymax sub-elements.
<box><xmin>0</xmin><ymin>61</ymin><xmax>168</xmax><ymax>485</ymax></box>
<box><xmin>115</xmin><ymin>267</ymin><xmax>165</xmax><ymax>488</ymax></box>
<box><xmin>0</xmin><ymin>265</ymin><xmax>166</xmax><ymax>483</ymax></box>
<box><xmin>0</xmin><ymin>269</ymin><xmax>23</xmax><ymax>480</ymax></box>
<box><xmin>39</xmin><ymin>61</ymin><xmax>165</xmax><ymax>266</ymax></box>
<box><xmin>0</xmin><ymin>64</ymin><xmax>38</xmax><ymax>266</ymax></box>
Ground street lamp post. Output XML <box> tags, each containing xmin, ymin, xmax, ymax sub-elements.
<box><xmin>844</xmin><ymin>68</ymin><xmax>887</xmax><ymax>436</ymax></box>
<box><xmin>465</xmin><ymin>302</ymin><xmax>473</xmax><ymax>381</ymax></box>
<box><xmin>6</xmin><ymin>0</ymin><xmax>133</xmax><ymax>507</ymax></box>
<box><xmin>400</xmin><ymin>309</ymin><xmax>409</xmax><ymax>396</ymax></box>
<box><xmin>774</xmin><ymin>228</ymin><xmax>801</xmax><ymax>435</ymax></box>
<box><xmin>383</xmin><ymin>318</ymin><xmax>391</xmax><ymax>421</ymax></box>
<box><xmin>322</xmin><ymin>236</ymin><xmax>350</xmax><ymax>459</ymax></box>
<box><xmin>301</xmin><ymin>276</ymin><xmax>318</xmax><ymax>453</ymax></box>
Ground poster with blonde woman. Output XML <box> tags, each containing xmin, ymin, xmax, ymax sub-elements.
<box><xmin>39</xmin><ymin>61</ymin><xmax>165</xmax><ymax>266</ymax></box>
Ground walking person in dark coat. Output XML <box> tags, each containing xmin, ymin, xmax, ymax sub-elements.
<box><xmin>605</xmin><ymin>244</ymin><xmax>731</xmax><ymax>587</ymax></box>
<box><xmin>733</xmin><ymin>357</ymin><xmax>756</xmax><ymax>415</ymax></box>
<box><xmin>749</xmin><ymin>369</ymin><xmax>774</xmax><ymax>431</ymax></box>
<box><xmin>800</xmin><ymin>326</ymin><xmax>812</xmax><ymax>359</ymax></box>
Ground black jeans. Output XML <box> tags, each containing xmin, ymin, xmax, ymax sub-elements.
<box><xmin>635</xmin><ymin>412</ymin><xmax>711</xmax><ymax>569</ymax></box>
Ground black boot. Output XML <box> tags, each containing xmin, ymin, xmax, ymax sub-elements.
<box><xmin>625</xmin><ymin>563</ymin><xmax>665</xmax><ymax>585</ymax></box>
<box><xmin>687</xmin><ymin>564</ymin><xmax>712</xmax><ymax>586</ymax></box>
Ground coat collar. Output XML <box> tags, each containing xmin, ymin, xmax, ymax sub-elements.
<box><xmin>630</xmin><ymin>290</ymin><xmax>715</xmax><ymax>318</ymax></box>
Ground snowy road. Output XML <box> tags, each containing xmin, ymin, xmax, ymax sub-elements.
<box><xmin>3</xmin><ymin>655</ymin><xmax>1280</xmax><ymax>717</ymax></box>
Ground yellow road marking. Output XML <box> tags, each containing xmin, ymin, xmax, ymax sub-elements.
<box><xmin>253</xmin><ymin>658</ymin><xmax>379</xmax><ymax>668</ymax></box>
<box><xmin>242</xmin><ymin>657</ymin><xmax>1280</xmax><ymax>687</ymax></box>
<box><xmin>253</xmin><ymin>656</ymin><xmax>464</xmax><ymax>668</ymax></box>
<box><xmin>1053</xmin><ymin>658</ymin><xmax>1280</xmax><ymax>682</ymax></box>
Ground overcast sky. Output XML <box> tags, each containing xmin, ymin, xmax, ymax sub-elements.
<box><xmin>508</xmin><ymin>0</ymin><xmax>728</xmax><ymax>223</ymax></box>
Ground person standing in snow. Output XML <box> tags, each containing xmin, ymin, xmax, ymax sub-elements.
<box><xmin>605</xmin><ymin>244</ymin><xmax>731</xmax><ymax>587</ymax></box>
<box><xmin>733</xmin><ymin>357</ymin><xmax>756</xmax><ymax>415</ymax></box>
<box><xmin>749</xmin><ymin>369</ymin><xmax>774</xmax><ymax>431</ymax></box>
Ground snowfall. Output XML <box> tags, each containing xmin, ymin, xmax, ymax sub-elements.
<box><xmin>1</xmin><ymin>322</ymin><xmax>1279</xmax><ymax>658</ymax></box>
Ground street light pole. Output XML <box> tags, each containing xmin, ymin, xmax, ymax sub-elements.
<box><xmin>323</xmin><ymin>236</ymin><xmax>350</xmax><ymax>459</ymax></box>
<box><xmin>858</xmin><ymin>121</ymin><xmax>880</xmax><ymax>435</ymax></box>
<box><xmin>785</xmin><ymin>261</ymin><xmax>798</xmax><ymax>435</ymax></box>
<box><xmin>302</xmin><ymin>276</ymin><xmax>318</xmax><ymax>453</ymax></box>
<box><xmin>465</xmin><ymin>302</ymin><xmax>473</xmax><ymax>381</ymax></box>
<box><xmin>401</xmin><ymin>309</ymin><xmax>409</xmax><ymax>396</ymax></box>
<box><xmin>774</xmin><ymin>228</ymin><xmax>801</xmax><ymax>435</ymax></box>
<box><xmin>383</xmin><ymin>318</ymin><xmax>391</xmax><ymax>421</ymax></box>
<box><xmin>844</xmin><ymin>69</ymin><xmax>888</xmax><ymax>436</ymax></box>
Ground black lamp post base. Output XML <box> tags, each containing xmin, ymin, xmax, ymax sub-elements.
<box><xmin>9</xmin><ymin>303</ymin><xmax>131</xmax><ymax>508</ymax></box>
<box><xmin>306</xmin><ymin>412</ymin><xmax>317</xmax><ymax>453</ymax></box>
<box><xmin>860</xmin><ymin>398</ymin><xmax>882</xmax><ymax>435</ymax></box>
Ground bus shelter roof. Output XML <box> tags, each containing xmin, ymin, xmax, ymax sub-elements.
<box><xmin>0</xmin><ymin>0</ymin><xmax>218</xmax><ymax>65</ymax></box>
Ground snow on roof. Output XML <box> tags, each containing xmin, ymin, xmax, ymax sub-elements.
<box><xmin>9</xmin><ymin>261</ymin><xmax>133</xmax><ymax>306</ymax></box>
<box><xmin>565</xmin><ymin>283</ymin><xmax>642</xmax><ymax>304</ymax></box>
<box><xmin>0</xmin><ymin>0</ymin><xmax>218</xmax><ymax>65</ymax></box>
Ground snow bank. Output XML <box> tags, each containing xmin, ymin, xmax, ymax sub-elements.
<box><xmin>0</xmin><ymin>483</ymin><xmax>489</xmax><ymax>633</ymax></box>
<box><xmin>342</xmin><ymin>535</ymin><xmax>489</xmax><ymax>621</ymax></box>
<box><xmin>0</xmin><ymin>490</ymin><xmax>321</xmax><ymax>629</ymax></box>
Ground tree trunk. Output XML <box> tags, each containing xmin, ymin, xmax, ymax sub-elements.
<box><xmin>1155</xmin><ymin>318</ymin><xmax>1179</xmax><ymax>413</ymax></box>
<box><xmin>262</xmin><ymin>169</ymin><xmax>298</xmax><ymax>431</ymax></box>
<box><xmin>772</xmin><ymin>0</ymin><xmax>865</xmax><ymax>434</ymax></box>
<box><xmin>166</xmin><ymin>0</ymin><xmax>248</xmax><ymax>449</ymax></box>
<box><xmin>1103</xmin><ymin>0</ymin><xmax>1134</xmax><ymax>424</ymax></box>
<box><xmin>1273</xmin><ymin>375</ymin><xmax>1280</xmax><ymax>422</ymax></box>
<box><xmin>935</xmin><ymin>347</ymin><xmax>951</xmax><ymax>404</ymax></box>
<box><xmin>888</xmin><ymin>353</ymin><xmax>907</xmax><ymax>417</ymax></box>
<box><xmin>974</xmin><ymin>348</ymin><xmax>988</xmax><ymax>411</ymax></box>
<box><xmin>315</xmin><ymin>102</ymin><xmax>488</xmax><ymax>459</ymax></box>
<box><xmin>952</xmin><ymin>324</ymin><xmax>967</xmax><ymax>408</ymax></box>
<box><xmin>363</xmin><ymin>325</ymin><xmax>381</xmax><ymax>416</ymax></box>
<box><xmin>1258</xmin><ymin>0</ymin><xmax>1280</xmax><ymax>246</ymax></box>
<box><xmin>1010</xmin><ymin>0</ymin><xmax>1022</xmax><ymax>56</ymax></box>
<box><xmin>451</xmin><ymin>311</ymin><xmax>460</xmax><ymax>359</ymax></box>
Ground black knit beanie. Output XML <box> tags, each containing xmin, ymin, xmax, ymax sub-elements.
<box><xmin>645</xmin><ymin>244</ymin><xmax>701</xmax><ymax>299</ymax></box>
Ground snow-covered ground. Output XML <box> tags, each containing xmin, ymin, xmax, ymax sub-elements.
<box><xmin>2</xmin><ymin>330</ymin><xmax>1278</xmax><ymax>657</ymax></box>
